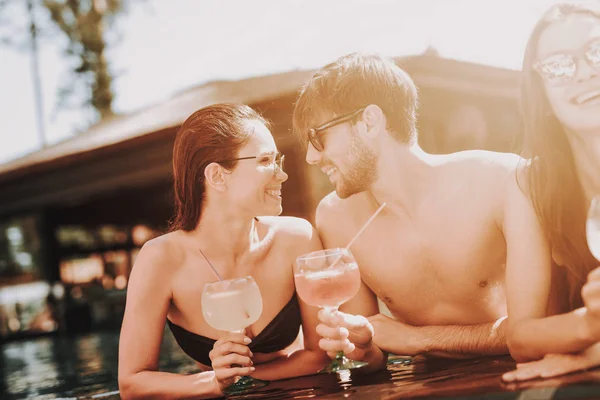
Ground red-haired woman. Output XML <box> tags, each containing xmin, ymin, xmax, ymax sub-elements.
<box><xmin>118</xmin><ymin>103</ymin><xmax>329</xmax><ymax>399</ymax></box>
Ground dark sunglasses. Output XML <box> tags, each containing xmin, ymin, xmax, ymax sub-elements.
<box><xmin>306</xmin><ymin>108</ymin><xmax>366</xmax><ymax>152</ymax></box>
<box><xmin>534</xmin><ymin>38</ymin><xmax>600</xmax><ymax>86</ymax></box>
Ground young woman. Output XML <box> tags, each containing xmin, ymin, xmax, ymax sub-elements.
<box><xmin>502</xmin><ymin>1</ymin><xmax>600</xmax><ymax>382</ymax></box>
<box><xmin>118</xmin><ymin>103</ymin><xmax>329</xmax><ymax>398</ymax></box>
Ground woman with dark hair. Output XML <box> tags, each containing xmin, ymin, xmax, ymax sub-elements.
<box><xmin>118</xmin><ymin>103</ymin><xmax>329</xmax><ymax>398</ymax></box>
<box><xmin>502</xmin><ymin>1</ymin><xmax>600</xmax><ymax>382</ymax></box>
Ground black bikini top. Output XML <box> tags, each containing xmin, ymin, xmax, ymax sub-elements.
<box><xmin>167</xmin><ymin>294</ymin><xmax>301</xmax><ymax>366</ymax></box>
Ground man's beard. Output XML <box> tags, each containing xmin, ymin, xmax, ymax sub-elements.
<box><xmin>335</xmin><ymin>135</ymin><xmax>379</xmax><ymax>199</ymax></box>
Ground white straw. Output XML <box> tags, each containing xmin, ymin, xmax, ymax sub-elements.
<box><xmin>330</xmin><ymin>202</ymin><xmax>386</xmax><ymax>268</ymax></box>
<box><xmin>345</xmin><ymin>202</ymin><xmax>387</xmax><ymax>250</ymax></box>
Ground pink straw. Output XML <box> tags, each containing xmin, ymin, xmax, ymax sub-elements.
<box><xmin>199</xmin><ymin>248</ymin><xmax>252</xmax><ymax>319</ymax></box>
<box><xmin>198</xmin><ymin>248</ymin><xmax>223</xmax><ymax>281</ymax></box>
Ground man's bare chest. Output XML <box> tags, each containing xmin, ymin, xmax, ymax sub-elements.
<box><xmin>349</xmin><ymin>216</ymin><xmax>506</xmax><ymax>303</ymax></box>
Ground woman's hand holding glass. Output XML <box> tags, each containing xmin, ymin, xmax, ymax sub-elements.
<box><xmin>208</xmin><ymin>330</ymin><xmax>255</xmax><ymax>393</ymax></box>
<box><xmin>201</xmin><ymin>276</ymin><xmax>268</xmax><ymax>394</ymax></box>
<box><xmin>585</xmin><ymin>196</ymin><xmax>600</xmax><ymax>339</ymax></box>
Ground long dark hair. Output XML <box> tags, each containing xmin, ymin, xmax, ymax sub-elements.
<box><xmin>519</xmin><ymin>2</ymin><xmax>600</xmax><ymax>308</ymax></box>
<box><xmin>169</xmin><ymin>103</ymin><xmax>268</xmax><ymax>232</ymax></box>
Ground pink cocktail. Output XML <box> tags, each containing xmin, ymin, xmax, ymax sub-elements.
<box><xmin>294</xmin><ymin>248</ymin><xmax>367</xmax><ymax>372</ymax></box>
<box><xmin>295</xmin><ymin>263</ymin><xmax>360</xmax><ymax>309</ymax></box>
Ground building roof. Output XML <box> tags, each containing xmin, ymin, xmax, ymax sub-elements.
<box><xmin>0</xmin><ymin>53</ymin><xmax>519</xmax><ymax>184</ymax></box>
<box><xmin>0</xmin><ymin>68</ymin><xmax>316</xmax><ymax>183</ymax></box>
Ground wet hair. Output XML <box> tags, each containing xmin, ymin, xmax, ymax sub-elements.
<box><xmin>169</xmin><ymin>103</ymin><xmax>269</xmax><ymax>231</ymax></box>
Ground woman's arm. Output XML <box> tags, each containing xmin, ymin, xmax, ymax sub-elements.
<box><xmin>503</xmin><ymin>341</ymin><xmax>600</xmax><ymax>382</ymax></box>
<box><xmin>118</xmin><ymin>240</ymin><xmax>224</xmax><ymax>400</ymax></box>
<box><xmin>252</xmin><ymin>220</ymin><xmax>330</xmax><ymax>380</ymax></box>
<box><xmin>502</xmin><ymin>268</ymin><xmax>600</xmax><ymax>382</ymax></box>
<box><xmin>504</xmin><ymin>173</ymin><xmax>596</xmax><ymax>362</ymax></box>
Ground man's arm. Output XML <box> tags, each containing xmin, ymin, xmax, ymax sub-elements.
<box><xmin>370</xmin><ymin>314</ymin><xmax>508</xmax><ymax>358</ymax></box>
<box><xmin>418</xmin><ymin>318</ymin><xmax>508</xmax><ymax>357</ymax></box>
<box><xmin>314</xmin><ymin>193</ymin><xmax>388</xmax><ymax>372</ymax></box>
<box><xmin>335</xmin><ymin>280</ymin><xmax>389</xmax><ymax>371</ymax></box>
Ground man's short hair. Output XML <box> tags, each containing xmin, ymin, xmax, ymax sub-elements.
<box><xmin>293</xmin><ymin>52</ymin><xmax>419</xmax><ymax>146</ymax></box>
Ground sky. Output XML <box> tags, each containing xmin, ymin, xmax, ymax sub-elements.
<box><xmin>0</xmin><ymin>0</ymin><xmax>563</xmax><ymax>164</ymax></box>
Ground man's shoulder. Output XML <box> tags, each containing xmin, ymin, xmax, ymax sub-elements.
<box><xmin>443</xmin><ymin>150</ymin><xmax>523</xmax><ymax>171</ymax></box>
<box><xmin>316</xmin><ymin>191</ymin><xmax>363</xmax><ymax>216</ymax></box>
<box><xmin>315</xmin><ymin>191</ymin><xmax>367</xmax><ymax>231</ymax></box>
<box><xmin>258</xmin><ymin>215</ymin><xmax>315</xmax><ymax>240</ymax></box>
<box><xmin>258</xmin><ymin>216</ymin><xmax>321</xmax><ymax>256</ymax></box>
<box><xmin>440</xmin><ymin>150</ymin><xmax>524</xmax><ymax>183</ymax></box>
<box><xmin>316</xmin><ymin>191</ymin><xmax>343</xmax><ymax>215</ymax></box>
<box><xmin>506</xmin><ymin>158</ymin><xmax>534</xmax><ymax>203</ymax></box>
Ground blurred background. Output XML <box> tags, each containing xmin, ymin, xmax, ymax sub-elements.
<box><xmin>0</xmin><ymin>0</ymin><xmax>563</xmax><ymax>398</ymax></box>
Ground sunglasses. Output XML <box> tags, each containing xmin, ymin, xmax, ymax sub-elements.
<box><xmin>306</xmin><ymin>108</ymin><xmax>366</xmax><ymax>152</ymax></box>
<box><xmin>534</xmin><ymin>38</ymin><xmax>600</xmax><ymax>86</ymax></box>
<box><xmin>217</xmin><ymin>151</ymin><xmax>285</xmax><ymax>176</ymax></box>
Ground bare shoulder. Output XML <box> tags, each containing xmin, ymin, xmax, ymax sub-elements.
<box><xmin>131</xmin><ymin>231</ymin><xmax>185</xmax><ymax>276</ymax></box>
<box><xmin>505</xmin><ymin>158</ymin><xmax>534</xmax><ymax>205</ymax></box>
<box><xmin>314</xmin><ymin>191</ymin><xmax>370</xmax><ymax>247</ymax></box>
<box><xmin>438</xmin><ymin>150</ymin><xmax>525</xmax><ymax>196</ymax></box>
<box><xmin>315</xmin><ymin>191</ymin><xmax>342</xmax><ymax>229</ymax></box>
<box><xmin>315</xmin><ymin>191</ymin><xmax>361</xmax><ymax>229</ymax></box>
<box><xmin>257</xmin><ymin>215</ymin><xmax>315</xmax><ymax>240</ymax></box>
<box><xmin>441</xmin><ymin>149</ymin><xmax>523</xmax><ymax>174</ymax></box>
<box><xmin>513</xmin><ymin>157</ymin><xmax>533</xmax><ymax>188</ymax></box>
<box><xmin>256</xmin><ymin>215</ymin><xmax>322</xmax><ymax>255</ymax></box>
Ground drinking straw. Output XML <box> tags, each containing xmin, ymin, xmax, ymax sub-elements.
<box><xmin>199</xmin><ymin>248</ymin><xmax>251</xmax><ymax>320</ymax></box>
<box><xmin>345</xmin><ymin>202</ymin><xmax>387</xmax><ymax>250</ymax></box>
<box><xmin>198</xmin><ymin>248</ymin><xmax>224</xmax><ymax>281</ymax></box>
<box><xmin>329</xmin><ymin>202</ymin><xmax>387</xmax><ymax>269</ymax></box>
